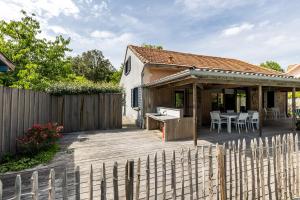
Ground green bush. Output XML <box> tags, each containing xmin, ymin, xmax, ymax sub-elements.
<box><xmin>45</xmin><ymin>81</ymin><xmax>122</xmax><ymax>96</ymax></box>
<box><xmin>0</xmin><ymin>144</ymin><xmax>59</xmax><ymax>173</ymax></box>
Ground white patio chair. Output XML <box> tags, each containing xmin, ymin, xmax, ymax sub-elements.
<box><xmin>247</xmin><ymin>112</ymin><xmax>259</xmax><ymax>132</ymax></box>
<box><xmin>226</xmin><ymin>110</ymin><xmax>235</xmax><ymax>113</ymax></box>
<box><xmin>210</xmin><ymin>112</ymin><xmax>227</xmax><ymax>133</ymax></box>
<box><xmin>232</xmin><ymin>113</ymin><xmax>248</xmax><ymax>133</ymax></box>
<box><xmin>264</xmin><ymin>108</ymin><xmax>273</xmax><ymax>120</ymax></box>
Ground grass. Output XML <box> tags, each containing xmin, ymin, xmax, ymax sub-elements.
<box><xmin>0</xmin><ymin>144</ymin><xmax>59</xmax><ymax>174</ymax></box>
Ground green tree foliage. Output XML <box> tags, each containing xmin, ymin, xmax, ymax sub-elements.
<box><xmin>260</xmin><ymin>61</ymin><xmax>284</xmax><ymax>72</ymax></box>
<box><xmin>0</xmin><ymin>11</ymin><xmax>73</xmax><ymax>89</ymax></box>
<box><xmin>110</xmin><ymin>64</ymin><xmax>123</xmax><ymax>84</ymax></box>
<box><xmin>142</xmin><ymin>43</ymin><xmax>163</xmax><ymax>50</ymax></box>
<box><xmin>71</xmin><ymin>49</ymin><xmax>116</xmax><ymax>82</ymax></box>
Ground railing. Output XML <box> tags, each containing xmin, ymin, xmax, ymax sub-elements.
<box><xmin>1</xmin><ymin>133</ymin><xmax>300</xmax><ymax>199</ymax></box>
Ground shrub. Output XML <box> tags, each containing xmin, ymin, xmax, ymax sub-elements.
<box><xmin>0</xmin><ymin>144</ymin><xmax>59</xmax><ymax>173</ymax></box>
<box><xmin>45</xmin><ymin>81</ymin><xmax>122</xmax><ymax>96</ymax></box>
<box><xmin>17</xmin><ymin>123</ymin><xmax>63</xmax><ymax>155</ymax></box>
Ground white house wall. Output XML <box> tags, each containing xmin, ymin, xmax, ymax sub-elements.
<box><xmin>120</xmin><ymin>48</ymin><xmax>145</xmax><ymax>125</ymax></box>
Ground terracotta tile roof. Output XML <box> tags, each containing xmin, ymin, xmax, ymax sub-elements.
<box><xmin>128</xmin><ymin>45</ymin><xmax>283</xmax><ymax>76</ymax></box>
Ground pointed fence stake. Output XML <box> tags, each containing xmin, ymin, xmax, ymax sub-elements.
<box><xmin>15</xmin><ymin>175</ymin><xmax>21</xmax><ymax>200</ymax></box>
<box><xmin>48</xmin><ymin>169</ymin><xmax>55</xmax><ymax>200</ymax></box>
<box><xmin>101</xmin><ymin>163</ymin><xmax>107</xmax><ymax>200</ymax></box>
<box><xmin>113</xmin><ymin>162</ymin><xmax>119</xmax><ymax>200</ymax></box>
<box><xmin>135</xmin><ymin>159</ymin><xmax>140</xmax><ymax>200</ymax></box>
<box><xmin>31</xmin><ymin>171</ymin><xmax>39</xmax><ymax>200</ymax></box>
<box><xmin>75</xmin><ymin>166</ymin><xmax>80</xmax><ymax>200</ymax></box>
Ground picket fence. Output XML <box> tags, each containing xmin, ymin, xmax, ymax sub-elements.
<box><xmin>1</xmin><ymin>133</ymin><xmax>300</xmax><ymax>200</ymax></box>
<box><xmin>0</xmin><ymin>86</ymin><xmax>122</xmax><ymax>157</ymax></box>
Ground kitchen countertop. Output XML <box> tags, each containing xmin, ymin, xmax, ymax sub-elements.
<box><xmin>146</xmin><ymin>113</ymin><xmax>179</xmax><ymax>122</ymax></box>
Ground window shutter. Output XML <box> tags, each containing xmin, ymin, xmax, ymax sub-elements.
<box><xmin>138</xmin><ymin>87</ymin><xmax>142</xmax><ymax>108</ymax></box>
<box><xmin>131</xmin><ymin>88</ymin><xmax>134</xmax><ymax>107</ymax></box>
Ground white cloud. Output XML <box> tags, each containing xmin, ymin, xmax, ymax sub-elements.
<box><xmin>0</xmin><ymin>0</ymin><xmax>80</xmax><ymax>21</ymax></box>
<box><xmin>222</xmin><ymin>23</ymin><xmax>254</xmax><ymax>36</ymax></box>
<box><xmin>90</xmin><ymin>30</ymin><xmax>115</xmax><ymax>39</ymax></box>
<box><xmin>47</xmin><ymin>26</ymin><xmax>68</xmax><ymax>34</ymax></box>
<box><xmin>174</xmin><ymin>19</ymin><xmax>300</xmax><ymax>69</ymax></box>
<box><xmin>175</xmin><ymin>0</ymin><xmax>263</xmax><ymax>16</ymax></box>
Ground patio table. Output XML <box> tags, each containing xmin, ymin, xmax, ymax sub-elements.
<box><xmin>220</xmin><ymin>113</ymin><xmax>238</xmax><ymax>133</ymax></box>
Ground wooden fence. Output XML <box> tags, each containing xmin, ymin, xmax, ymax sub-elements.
<box><xmin>0</xmin><ymin>86</ymin><xmax>122</xmax><ymax>157</ymax></box>
<box><xmin>1</xmin><ymin>133</ymin><xmax>300</xmax><ymax>199</ymax></box>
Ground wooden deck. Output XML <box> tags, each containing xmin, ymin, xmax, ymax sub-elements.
<box><xmin>0</xmin><ymin>118</ymin><xmax>298</xmax><ymax>199</ymax></box>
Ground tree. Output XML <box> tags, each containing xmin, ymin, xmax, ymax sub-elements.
<box><xmin>142</xmin><ymin>43</ymin><xmax>163</xmax><ymax>50</ymax></box>
<box><xmin>71</xmin><ymin>49</ymin><xmax>116</xmax><ymax>82</ymax></box>
<box><xmin>260</xmin><ymin>61</ymin><xmax>284</xmax><ymax>72</ymax></box>
<box><xmin>110</xmin><ymin>64</ymin><xmax>123</xmax><ymax>84</ymax></box>
<box><xmin>0</xmin><ymin>11</ymin><xmax>73</xmax><ymax>89</ymax></box>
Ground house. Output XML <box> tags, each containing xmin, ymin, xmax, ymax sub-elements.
<box><xmin>286</xmin><ymin>64</ymin><xmax>300</xmax><ymax>78</ymax></box>
<box><xmin>120</xmin><ymin>45</ymin><xmax>300</xmax><ymax>144</ymax></box>
<box><xmin>0</xmin><ymin>52</ymin><xmax>15</xmax><ymax>72</ymax></box>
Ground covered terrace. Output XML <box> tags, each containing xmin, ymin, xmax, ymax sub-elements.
<box><xmin>142</xmin><ymin>68</ymin><xmax>300</xmax><ymax>145</ymax></box>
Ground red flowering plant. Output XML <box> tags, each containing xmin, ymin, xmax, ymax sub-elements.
<box><xmin>17</xmin><ymin>123</ymin><xmax>63</xmax><ymax>155</ymax></box>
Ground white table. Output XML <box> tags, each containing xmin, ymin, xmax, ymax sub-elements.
<box><xmin>220</xmin><ymin>113</ymin><xmax>238</xmax><ymax>133</ymax></box>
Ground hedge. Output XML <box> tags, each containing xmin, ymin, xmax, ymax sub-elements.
<box><xmin>45</xmin><ymin>81</ymin><xmax>122</xmax><ymax>96</ymax></box>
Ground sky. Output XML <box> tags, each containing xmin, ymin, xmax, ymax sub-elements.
<box><xmin>0</xmin><ymin>0</ymin><xmax>300</xmax><ymax>69</ymax></box>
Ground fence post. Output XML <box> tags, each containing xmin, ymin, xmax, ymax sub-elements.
<box><xmin>113</xmin><ymin>162</ymin><xmax>119</xmax><ymax>200</ymax></box>
<box><xmin>125</xmin><ymin>161</ymin><xmax>128</xmax><ymax>200</ymax></box>
<box><xmin>296</xmin><ymin>134</ymin><xmax>299</xmax><ymax>196</ymax></box>
<box><xmin>271</xmin><ymin>137</ymin><xmax>278</xmax><ymax>200</ymax></box>
<box><xmin>288</xmin><ymin>134</ymin><xmax>294</xmax><ymax>197</ymax></box>
<box><xmin>242</xmin><ymin>139</ymin><xmax>248</xmax><ymax>200</ymax></box>
<box><xmin>0</xmin><ymin>179</ymin><xmax>2</xmax><ymax>200</ymax></box>
<box><xmin>282</xmin><ymin>135</ymin><xmax>287</xmax><ymax>200</ymax></box>
<box><xmin>15</xmin><ymin>175</ymin><xmax>21</xmax><ymax>200</ymax></box>
<box><xmin>208</xmin><ymin>145</ymin><xmax>213</xmax><ymax>200</ymax></box>
<box><xmin>101</xmin><ymin>163</ymin><xmax>107</xmax><ymax>200</ymax></box>
<box><xmin>238</xmin><ymin>139</ymin><xmax>242</xmax><ymax>199</ymax></box>
<box><xmin>31</xmin><ymin>171</ymin><xmax>39</xmax><ymax>200</ymax></box>
<box><xmin>228</xmin><ymin>141</ymin><xmax>232</xmax><ymax>200</ymax></box>
<box><xmin>195</xmin><ymin>147</ymin><xmax>199</xmax><ymax>200</ymax></box>
<box><xmin>265</xmin><ymin>137</ymin><xmax>271</xmax><ymax>200</ymax></box>
<box><xmin>135</xmin><ymin>159</ymin><xmax>140</xmax><ymax>200</ymax></box>
<box><xmin>75</xmin><ymin>166</ymin><xmax>80</xmax><ymax>200</ymax></box>
<box><xmin>154</xmin><ymin>153</ymin><xmax>157</xmax><ymax>200</ymax></box>
<box><xmin>187</xmin><ymin>148</ymin><xmax>193</xmax><ymax>200</ymax></box>
<box><xmin>217</xmin><ymin>144</ymin><xmax>226</xmax><ymax>200</ymax></box>
<box><xmin>201</xmin><ymin>146</ymin><xmax>206</xmax><ymax>198</ymax></box>
<box><xmin>48</xmin><ymin>169</ymin><xmax>55</xmax><ymax>200</ymax></box>
<box><xmin>202</xmin><ymin>146</ymin><xmax>206</xmax><ymax>199</ymax></box>
<box><xmin>180</xmin><ymin>148</ymin><xmax>185</xmax><ymax>200</ymax></box>
<box><xmin>259</xmin><ymin>138</ymin><xmax>265</xmax><ymax>200</ymax></box>
<box><xmin>128</xmin><ymin>160</ymin><xmax>134</xmax><ymax>200</ymax></box>
<box><xmin>250</xmin><ymin>140</ymin><xmax>255</xmax><ymax>200</ymax></box>
<box><xmin>89</xmin><ymin>165</ymin><xmax>93</xmax><ymax>200</ymax></box>
<box><xmin>216</xmin><ymin>144</ymin><xmax>220</xmax><ymax>200</ymax></box>
<box><xmin>276</xmin><ymin>135</ymin><xmax>282</xmax><ymax>200</ymax></box>
<box><xmin>232</xmin><ymin>141</ymin><xmax>238</xmax><ymax>200</ymax></box>
<box><xmin>171</xmin><ymin>151</ymin><xmax>176</xmax><ymax>200</ymax></box>
<box><xmin>162</xmin><ymin>150</ymin><xmax>166</xmax><ymax>200</ymax></box>
<box><xmin>146</xmin><ymin>155</ymin><xmax>150</xmax><ymax>200</ymax></box>
<box><xmin>62</xmin><ymin>167</ymin><xmax>68</xmax><ymax>200</ymax></box>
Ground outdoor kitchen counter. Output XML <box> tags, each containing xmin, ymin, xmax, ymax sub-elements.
<box><xmin>145</xmin><ymin>113</ymin><xmax>179</xmax><ymax>121</ymax></box>
<box><xmin>146</xmin><ymin>113</ymin><xmax>193</xmax><ymax>141</ymax></box>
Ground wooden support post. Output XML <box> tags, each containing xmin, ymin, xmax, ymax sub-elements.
<box><xmin>193</xmin><ymin>83</ymin><xmax>198</xmax><ymax>146</ymax></box>
<box><xmin>292</xmin><ymin>87</ymin><xmax>296</xmax><ymax>131</ymax></box>
<box><xmin>258</xmin><ymin>85</ymin><xmax>263</xmax><ymax>137</ymax></box>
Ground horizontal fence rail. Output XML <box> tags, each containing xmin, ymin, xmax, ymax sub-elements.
<box><xmin>1</xmin><ymin>133</ymin><xmax>300</xmax><ymax>199</ymax></box>
<box><xmin>0</xmin><ymin>86</ymin><xmax>122</xmax><ymax>157</ymax></box>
